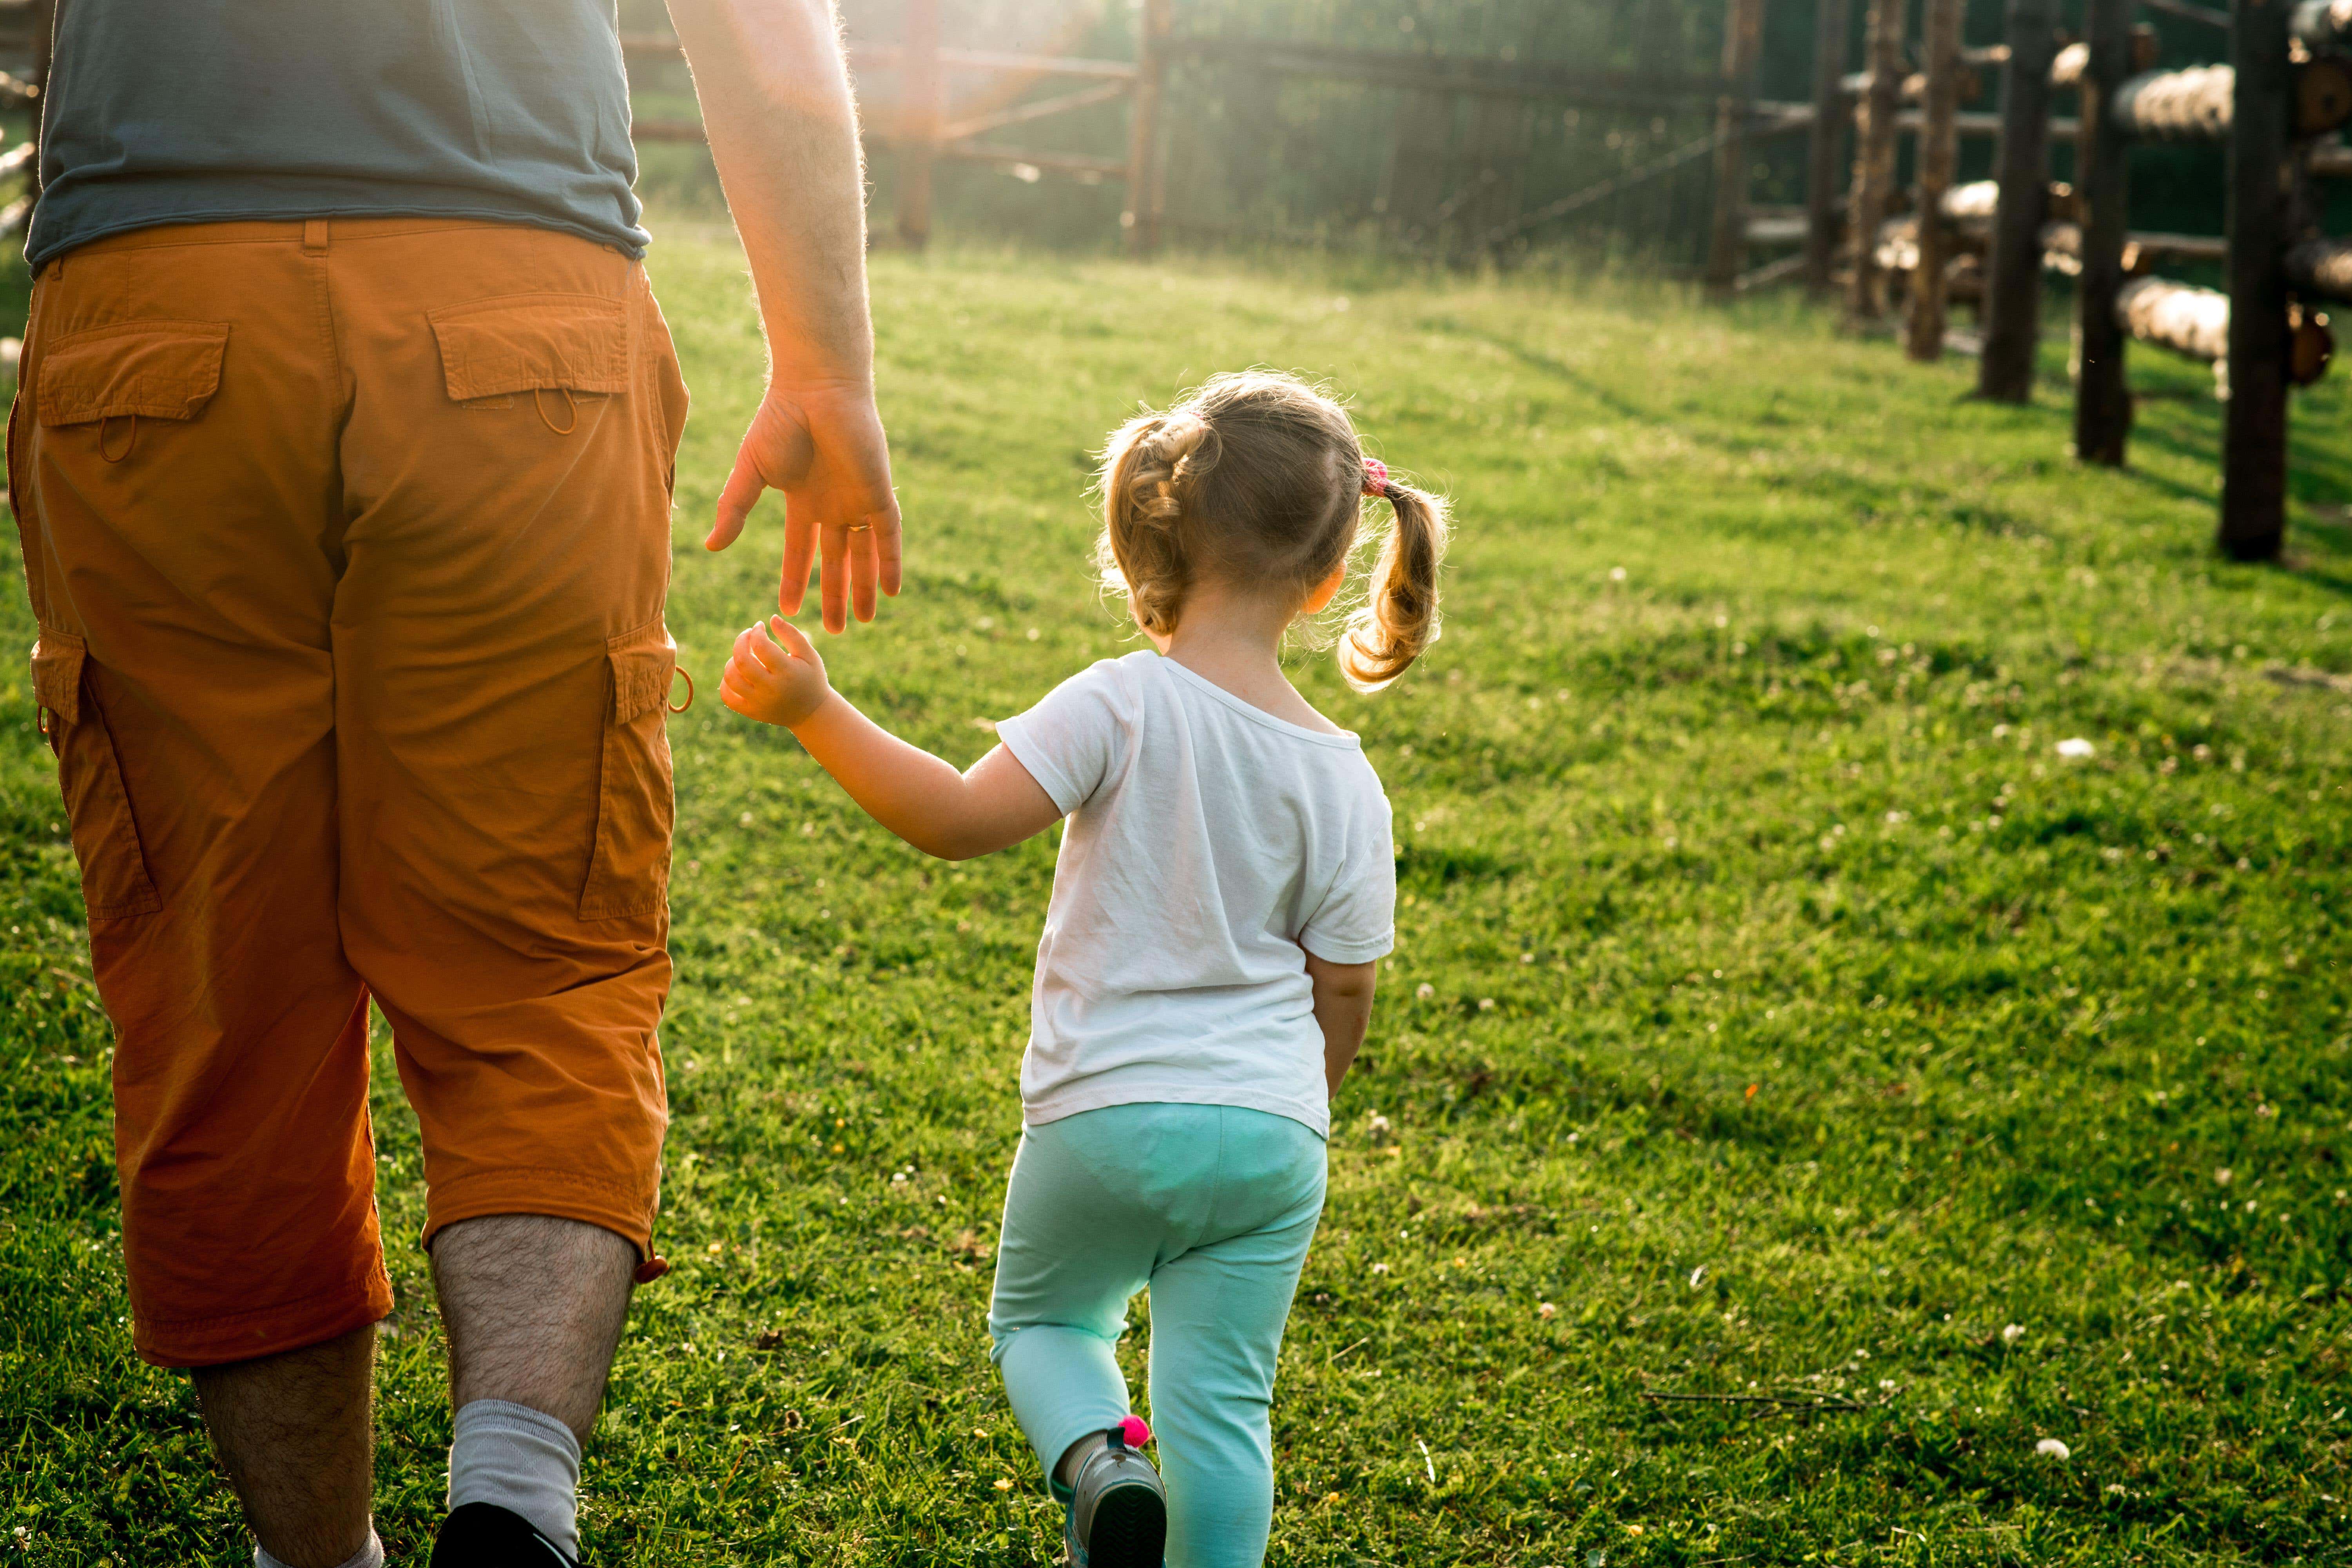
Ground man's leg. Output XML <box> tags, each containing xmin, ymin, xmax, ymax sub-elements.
<box><xmin>10</xmin><ymin>228</ymin><xmax>386</xmax><ymax>1559</ymax></box>
<box><xmin>434</xmin><ymin>1215</ymin><xmax>636</xmax><ymax>1437</ymax></box>
<box><xmin>191</xmin><ymin>1329</ymin><xmax>378</xmax><ymax>1568</ymax></box>
<box><xmin>431</xmin><ymin>1216</ymin><xmax>636</xmax><ymax>1557</ymax></box>
<box><xmin>323</xmin><ymin>220</ymin><xmax>688</xmax><ymax>1560</ymax></box>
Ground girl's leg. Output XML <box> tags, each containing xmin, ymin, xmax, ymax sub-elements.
<box><xmin>989</xmin><ymin>1108</ymin><xmax>1184</xmax><ymax>1489</ymax></box>
<box><xmin>1145</xmin><ymin>1109</ymin><xmax>1327</xmax><ymax>1568</ymax></box>
<box><xmin>995</xmin><ymin>1327</ymin><xmax>1127</xmax><ymax>1494</ymax></box>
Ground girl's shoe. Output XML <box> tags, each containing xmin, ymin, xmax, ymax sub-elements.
<box><xmin>1061</xmin><ymin>1416</ymin><xmax>1167</xmax><ymax>1568</ymax></box>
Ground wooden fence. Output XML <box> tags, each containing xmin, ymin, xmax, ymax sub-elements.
<box><xmin>1802</xmin><ymin>0</ymin><xmax>2352</xmax><ymax>562</ymax></box>
<box><xmin>624</xmin><ymin>6</ymin><xmax>1764</xmax><ymax>265</ymax></box>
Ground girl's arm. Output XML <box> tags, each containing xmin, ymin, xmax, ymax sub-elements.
<box><xmin>721</xmin><ymin>617</ymin><xmax>1062</xmax><ymax>860</ymax></box>
<box><xmin>1305</xmin><ymin>953</ymin><xmax>1378</xmax><ymax>1099</ymax></box>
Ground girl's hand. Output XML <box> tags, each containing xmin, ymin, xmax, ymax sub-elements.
<box><xmin>721</xmin><ymin>616</ymin><xmax>833</xmax><ymax>729</ymax></box>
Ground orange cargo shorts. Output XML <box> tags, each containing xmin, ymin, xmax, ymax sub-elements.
<box><xmin>9</xmin><ymin>217</ymin><xmax>691</xmax><ymax>1368</ymax></box>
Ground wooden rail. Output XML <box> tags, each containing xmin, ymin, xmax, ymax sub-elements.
<box><xmin>2113</xmin><ymin>277</ymin><xmax>2334</xmax><ymax>384</ymax></box>
<box><xmin>623</xmin><ymin>33</ymin><xmax>1141</xmax><ymax>82</ymax></box>
<box><xmin>2106</xmin><ymin>60</ymin><xmax>2352</xmax><ymax>141</ymax></box>
<box><xmin>2286</xmin><ymin>236</ymin><xmax>2352</xmax><ymax>301</ymax></box>
<box><xmin>1764</xmin><ymin>101</ymin><xmax>2082</xmax><ymax>138</ymax></box>
<box><xmin>2143</xmin><ymin>0</ymin><xmax>2231</xmax><ymax>25</ymax></box>
<box><xmin>2292</xmin><ymin>0</ymin><xmax>2352</xmax><ymax>48</ymax></box>
<box><xmin>1156</xmin><ymin>35</ymin><xmax>1728</xmax><ymax>107</ymax></box>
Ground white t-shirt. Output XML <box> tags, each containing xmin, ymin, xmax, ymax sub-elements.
<box><xmin>995</xmin><ymin>651</ymin><xmax>1395</xmax><ymax>1138</ymax></box>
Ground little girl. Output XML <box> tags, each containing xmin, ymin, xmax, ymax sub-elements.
<box><xmin>720</xmin><ymin>371</ymin><xmax>1447</xmax><ymax>1568</ymax></box>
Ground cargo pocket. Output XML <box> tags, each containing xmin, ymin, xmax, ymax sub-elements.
<box><xmin>36</xmin><ymin>319</ymin><xmax>228</xmax><ymax>458</ymax></box>
<box><xmin>430</xmin><ymin>293</ymin><xmax>629</xmax><ymax>423</ymax></box>
<box><xmin>579</xmin><ymin>621</ymin><xmax>678</xmax><ymax>921</ymax></box>
<box><xmin>31</xmin><ymin>631</ymin><xmax>161</xmax><ymax>923</ymax></box>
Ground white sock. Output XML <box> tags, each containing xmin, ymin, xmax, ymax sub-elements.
<box><xmin>447</xmin><ymin>1398</ymin><xmax>583</xmax><ymax>1559</ymax></box>
<box><xmin>255</xmin><ymin>1532</ymin><xmax>383</xmax><ymax>1568</ymax></box>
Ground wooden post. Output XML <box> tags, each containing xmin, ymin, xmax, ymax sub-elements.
<box><xmin>1978</xmin><ymin>0</ymin><xmax>2058</xmax><ymax>399</ymax></box>
<box><xmin>1123</xmin><ymin>0</ymin><xmax>1169</xmax><ymax>257</ymax></box>
<box><xmin>896</xmin><ymin>0</ymin><xmax>942</xmax><ymax>251</ymax></box>
<box><xmin>1706</xmin><ymin>0</ymin><xmax>1767</xmax><ymax>297</ymax></box>
<box><xmin>2220</xmin><ymin>0</ymin><xmax>2292</xmax><ymax>560</ymax></box>
<box><xmin>1380</xmin><ymin>88</ymin><xmax>1456</xmax><ymax>248</ymax></box>
<box><xmin>1458</xmin><ymin>96</ymin><xmax>1535</xmax><ymax>258</ymax></box>
<box><xmin>1907</xmin><ymin>0</ymin><xmax>1966</xmax><ymax>357</ymax></box>
<box><xmin>1803</xmin><ymin>0</ymin><xmax>1855</xmax><ymax>294</ymax></box>
<box><xmin>1846</xmin><ymin>0</ymin><xmax>1906</xmax><ymax>322</ymax></box>
<box><xmin>2071</xmin><ymin>0</ymin><xmax>2133</xmax><ymax>465</ymax></box>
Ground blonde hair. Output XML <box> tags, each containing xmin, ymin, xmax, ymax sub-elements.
<box><xmin>1094</xmin><ymin>371</ymin><xmax>1449</xmax><ymax>693</ymax></box>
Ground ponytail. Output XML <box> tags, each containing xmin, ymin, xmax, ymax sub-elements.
<box><xmin>1337</xmin><ymin>479</ymin><xmax>1448</xmax><ymax>693</ymax></box>
<box><xmin>1095</xmin><ymin>410</ymin><xmax>1219</xmax><ymax>638</ymax></box>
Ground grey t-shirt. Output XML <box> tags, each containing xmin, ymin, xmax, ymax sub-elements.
<box><xmin>29</xmin><ymin>0</ymin><xmax>651</xmax><ymax>270</ymax></box>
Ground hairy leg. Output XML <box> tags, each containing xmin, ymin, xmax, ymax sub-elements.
<box><xmin>191</xmin><ymin>1325</ymin><xmax>377</xmax><ymax>1568</ymax></box>
<box><xmin>431</xmin><ymin>1214</ymin><xmax>636</xmax><ymax>1441</ymax></box>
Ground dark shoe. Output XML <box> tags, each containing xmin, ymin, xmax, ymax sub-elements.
<box><xmin>1062</xmin><ymin>1417</ymin><xmax>1167</xmax><ymax>1568</ymax></box>
<box><xmin>430</xmin><ymin>1502</ymin><xmax>581</xmax><ymax>1568</ymax></box>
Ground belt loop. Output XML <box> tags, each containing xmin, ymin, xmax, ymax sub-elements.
<box><xmin>303</xmin><ymin>217</ymin><xmax>330</xmax><ymax>254</ymax></box>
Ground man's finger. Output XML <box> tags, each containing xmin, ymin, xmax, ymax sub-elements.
<box><xmin>777</xmin><ymin>515</ymin><xmax>818</xmax><ymax>616</ymax></box>
<box><xmin>817</xmin><ymin>523</ymin><xmax>850</xmax><ymax>635</ymax></box>
<box><xmin>849</xmin><ymin>528</ymin><xmax>878</xmax><ymax>625</ymax></box>
<box><xmin>872</xmin><ymin>506</ymin><xmax>904</xmax><ymax>600</ymax></box>
<box><xmin>708</xmin><ymin>447</ymin><xmax>767</xmax><ymax>552</ymax></box>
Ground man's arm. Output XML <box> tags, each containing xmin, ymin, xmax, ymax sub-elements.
<box><xmin>667</xmin><ymin>0</ymin><xmax>904</xmax><ymax>633</ymax></box>
<box><xmin>1306</xmin><ymin>954</ymin><xmax>1378</xmax><ymax>1099</ymax></box>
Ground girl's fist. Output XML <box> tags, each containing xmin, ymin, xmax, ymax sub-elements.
<box><xmin>720</xmin><ymin>616</ymin><xmax>833</xmax><ymax>728</ymax></box>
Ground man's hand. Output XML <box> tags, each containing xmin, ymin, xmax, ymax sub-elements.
<box><xmin>705</xmin><ymin>384</ymin><xmax>902</xmax><ymax>633</ymax></box>
<box><xmin>720</xmin><ymin>615</ymin><xmax>835</xmax><ymax>729</ymax></box>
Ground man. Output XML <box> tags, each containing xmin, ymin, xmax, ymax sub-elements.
<box><xmin>12</xmin><ymin>2</ymin><xmax>899</xmax><ymax>1564</ymax></box>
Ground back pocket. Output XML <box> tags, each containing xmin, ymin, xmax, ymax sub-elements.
<box><xmin>430</xmin><ymin>293</ymin><xmax>628</xmax><ymax>417</ymax></box>
<box><xmin>37</xmin><ymin>319</ymin><xmax>227</xmax><ymax>452</ymax></box>
<box><xmin>31</xmin><ymin>631</ymin><xmax>161</xmax><ymax>923</ymax></box>
<box><xmin>579</xmin><ymin>620</ymin><xmax>678</xmax><ymax>921</ymax></box>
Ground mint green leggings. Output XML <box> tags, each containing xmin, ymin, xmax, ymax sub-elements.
<box><xmin>988</xmin><ymin>1102</ymin><xmax>1327</xmax><ymax>1568</ymax></box>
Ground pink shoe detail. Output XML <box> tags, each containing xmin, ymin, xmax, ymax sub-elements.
<box><xmin>1118</xmin><ymin>1415</ymin><xmax>1152</xmax><ymax>1448</ymax></box>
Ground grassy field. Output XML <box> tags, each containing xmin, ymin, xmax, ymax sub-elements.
<box><xmin>5</xmin><ymin>226</ymin><xmax>2352</xmax><ymax>1567</ymax></box>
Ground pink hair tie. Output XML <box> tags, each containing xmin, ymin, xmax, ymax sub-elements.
<box><xmin>1361</xmin><ymin>457</ymin><xmax>1389</xmax><ymax>497</ymax></box>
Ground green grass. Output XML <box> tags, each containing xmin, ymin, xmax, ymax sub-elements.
<box><xmin>5</xmin><ymin>225</ymin><xmax>2352</xmax><ymax>1566</ymax></box>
